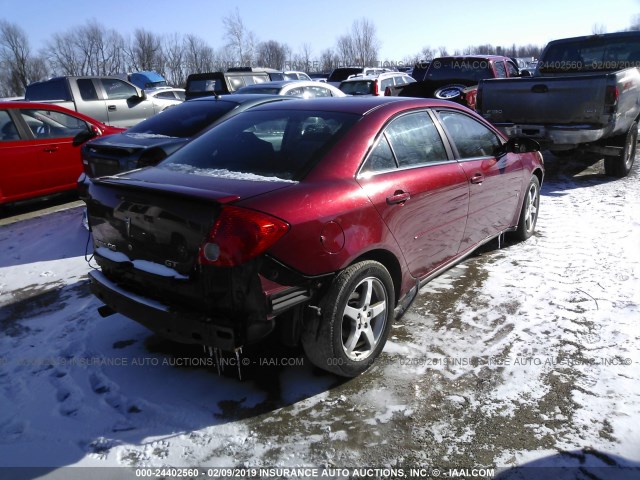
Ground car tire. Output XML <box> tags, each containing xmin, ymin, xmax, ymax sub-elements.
<box><xmin>512</xmin><ymin>175</ymin><xmax>540</xmax><ymax>242</ymax></box>
<box><xmin>301</xmin><ymin>260</ymin><xmax>394</xmax><ymax>377</ymax></box>
<box><xmin>433</xmin><ymin>84</ymin><xmax>467</xmax><ymax>101</ymax></box>
<box><xmin>604</xmin><ymin>121</ymin><xmax>637</xmax><ymax>178</ymax></box>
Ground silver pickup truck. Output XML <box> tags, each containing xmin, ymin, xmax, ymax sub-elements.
<box><xmin>477</xmin><ymin>31</ymin><xmax>640</xmax><ymax>177</ymax></box>
<box><xmin>25</xmin><ymin>76</ymin><xmax>158</xmax><ymax>128</ymax></box>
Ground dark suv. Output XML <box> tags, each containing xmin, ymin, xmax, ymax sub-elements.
<box><xmin>185</xmin><ymin>70</ymin><xmax>271</xmax><ymax>99</ymax></box>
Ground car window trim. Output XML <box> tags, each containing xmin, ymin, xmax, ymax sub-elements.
<box><xmin>356</xmin><ymin>108</ymin><xmax>457</xmax><ymax>179</ymax></box>
<box><xmin>434</xmin><ymin>108</ymin><xmax>505</xmax><ymax>161</ymax></box>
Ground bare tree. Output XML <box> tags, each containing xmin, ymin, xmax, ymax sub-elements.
<box><xmin>296</xmin><ymin>42</ymin><xmax>313</xmax><ymax>71</ymax></box>
<box><xmin>184</xmin><ymin>34</ymin><xmax>215</xmax><ymax>73</ymax></box>
<box><xmin>631</xmin><ymin>14</ymin><xmax>640</xmax><ymax>30</ymax></box>
<box><xmin>350</xmin><ymin>18</ymin><xmax>379</xmax><ymax>67</ymax></box>
<box><xmin>592</xmin><ymin>23</ymin><xmax>607</xmax><ymax>34</ymax></box>
<box><xmin>438</xmin><ymin>46</ymin><xmax>449</xmax><ymax>57</ymax></box>
<box><xmin>256</xmin><ymin>40</ymin><xmax>288</xmax><ymax>69</ymax></box>
<box><xmin>127</xmin><ymin>28</ymin><xmax>163</xmax><ymax>72</ymax></box>
<box><xmin>0</xmin><ymin>20</ymin><xmax>46</xmax><ymax>95</ymax></box>
<box><xmin>223</xmin><ymin>8</ymin><xmax>256</xmax><ymax>67</ymax></box>
<box><xmin>336</xmin><ymin>35</ymin><xmax>355</xmax><ymax>66</ymax></box>
<box><xmin>163</xmin><ymin>33</ymin><xmax>187</xmax><ymax>86</ymax></box>
<box><xmin>319</xmin><ymin>48</ymin><xmax>339</xmax><ymax>72</ymax></box>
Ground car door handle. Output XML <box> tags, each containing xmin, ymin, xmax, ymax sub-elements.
<box><xmin>470</xmin><ymin>173</ymin><xmax>484</xmax><ymax>184</ymax></box>
<box><xmin>108</xmin><ymin>105</ymin><xmax>117</xmax><ymax>111</ymax></box>
<box><xmin>386</xmin><ymin>191</ymin><xmax>411</xmax><ymax>205</ymax></box>
<box><xmin>43</xmin><ymin>146</ymin><xmax>59</xmax><ymax>153</ymax></box>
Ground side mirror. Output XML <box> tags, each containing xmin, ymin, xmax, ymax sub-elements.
<box><xmin>72</xmin><ymin>125</ymin><xmax>99</xmax><ymax>146</ymax></box>
<box><xmin>520</xmin><ymin>70</ymin><xmax>532</xmax><ymax>77</ymax></box>
<box><xmin>496</xmin><ymin>137</ymin><xmax>540</xmax><ymax>157</ymax></box>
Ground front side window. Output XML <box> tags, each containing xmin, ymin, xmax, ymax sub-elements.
<box><xmin>101</xmin><ymin>78</ymin><xmax>137</xmax><ymax>100</ymax></box>
<box><xmin>20</xmin><ymin>109</ymin><xmax>88</xmax><ymax>139</ymax></box>
<box><xmin>438</xmin><ymin>111</ymin><xmax>501</xmax><ymax>159</ymax></box>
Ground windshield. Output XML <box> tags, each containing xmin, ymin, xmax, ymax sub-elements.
<box><xmin>126</xmin><ymin>101</ymin><xmax>238</xmax><ymax>137</ymax></box>
<box><xmin>160</xmin><ymin>109</ymin><xmax>360</xmax><ymax>181</ymax></box>
<box><xmin>539</xmin><ymin>37</ymin><xmax>640</xmax><ymax>73</ymax></box>
<box><xmin>426</xmin><ymin>59</ymin><xmax>493</xmax><ymax>82</ymax></box>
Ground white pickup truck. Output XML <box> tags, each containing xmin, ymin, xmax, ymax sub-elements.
<box><xmin>477</xmin><ymin>31</ymin><xmax>640</xmax><ymax>177</ymax></box>
<box><xmin>25</xmin><ymin>76</ymin><xmax>159</xmax><ymax>128</ymax></box>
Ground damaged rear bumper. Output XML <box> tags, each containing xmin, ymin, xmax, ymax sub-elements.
<box><xmin>88</xmin><ymin>270</ymin><xmax>268</xmax><ymax>350</ymax></box>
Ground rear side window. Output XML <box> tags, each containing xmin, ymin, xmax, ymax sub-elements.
<box><xmin>0</xmin><ymin>110</ymin><xmax>20</xmax><ymax>141</ymax></box>
<box><xmin>438</xmin><ymin>111</ymin><xmax>501</xmax><ymax>158</ymax></box>
<box><xmin>78</xmin><ymin>79</ymin><xmax>99</xmax><ymax>101</ymax></box>
<box><xmin>384</xmin><ymin>112</ymin><xmax>448</xmax><ymax>167</ymax></box>
<box><xmin>160</xmin><ymin>110</ymin><xmax>359</xmax><ymax>181</ymax></box>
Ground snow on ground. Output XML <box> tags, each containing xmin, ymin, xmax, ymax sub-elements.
<box><xmin>0</xmin><ymin>154</ymin><xmax>639</xmax><ymax>478</ymax></box>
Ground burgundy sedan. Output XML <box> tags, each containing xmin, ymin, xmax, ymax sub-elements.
<box><xmin>81</xmin><ymin>97</ymin><xmax>544</xmax><ymax>377</ymax></box>
<box><xmin>0</xmin><ymin>101</ymin><xmax>123</xmax><ymax>205</ymax></box>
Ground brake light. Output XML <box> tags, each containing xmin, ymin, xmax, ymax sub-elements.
<box><xmin>373</xmin><ymin>81</ymin><xmax>379</xmax><ymax>96</ymax></box>
<box><xmin>605</xmin><ymin>86</ymin><xmax>619</xmax><ymax>106</ymax></box>
<box><xmin>199</xmin><ymin>206</ymin><xmax>289</xmax><ymax>267</ymax></box>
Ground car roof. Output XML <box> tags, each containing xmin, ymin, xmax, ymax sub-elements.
<box><xmin>237</xmin><ymin>80</ymin><xmax>314</xmax><ymax>88</ymax></box>
<box><xmin>188</xmin><ymin>93</ymin><xmax>286</xmax><ymax>105</ymax></box>
<box><xmin>341</xmin><ymin>72</ymin><xmax>409</xmax><ymax>82</ymax></box>
<box><xmin>244</xmin><ymin>96</ymin><xmax>467</xmax><ymax>115</ymax></box>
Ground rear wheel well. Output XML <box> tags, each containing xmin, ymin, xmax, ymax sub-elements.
<box><xmin>349</xmin><ymin>249</ymin><xmax>402</xmax><ymax>306</ymax></box>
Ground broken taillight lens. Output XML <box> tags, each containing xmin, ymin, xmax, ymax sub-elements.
<box><xmin>199</xmin><ymin>206</ymin><xmax>289</xmax><ymax>267</ymax></box>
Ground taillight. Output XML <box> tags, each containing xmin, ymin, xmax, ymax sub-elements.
<box><xmin>199</xmin><ymin>206</ymin><xmax>289</xmax><ymax>267</ymax></box>
<box><xmin>604</xmin><ymin>86</ymin><xmax>619</xmax><ymax>114</ymax></box>
<box><xmin>605</xmin><ymin>86</ymin><xmax>619</xmax><ymax>105</ymax></box>
<box><xmin>373</xmin><ymin>81</ymin><xmax>379</xmax><ymax>96</ymax></box>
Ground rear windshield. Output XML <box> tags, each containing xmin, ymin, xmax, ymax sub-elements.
<box><xmin>236</xmin><ymin>86</ymin><xmax>281</xmax><ymax>95</ymax></box>
<box><xmin>339</xmin><ymin>80</ymin><xmax>374</xmax><ymax>95</ymax></box>
<box><xmin>159</xmin><ymin>109</ymin><xmax>360</xmax><ymax>181</ymax></box>
<box><xmin>187</xmin><ymin>78</ymin><xmax>224</xmax><ymax>93</ymax></box>
<box><xmin>426</xmin><ymin>59</ymin><xmax>493</xmax><ymax>82</ymax></box>
<box><xmin>539</xmin><ymin>37</ymin><xmax>640</xmax><ymax>73</ymax></box>
<box><xmin>328</xmin><ymin>68</ymin><xmax>362</xmax><ymax>82</ymax></box>
<box><xmin>127</xmin><ymin>101</ymin><xmax>238</xmax><ymax>137</ymax></box>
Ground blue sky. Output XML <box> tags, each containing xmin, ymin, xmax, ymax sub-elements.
<box><xmin>1</xmin><ymin>0</ymin><xmax>638</xmax><ymax>61</ymax></box>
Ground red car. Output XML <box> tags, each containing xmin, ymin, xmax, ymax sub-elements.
<box><xmin>0</xmin><ymin>101</ymin><xmax>123</xmax><ymax>205</ymax></box>
<box><xmin>81</xmin><ymin>97</ymin><xmax>544</xmax><ymax>377</ymax></box>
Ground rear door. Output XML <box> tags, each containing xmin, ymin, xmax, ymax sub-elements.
<box><xmin>356</xmin><ymin>110</ymin><xmax>470</xmax><ymax>279</ymax></box>
<box><xmin>436</xmin><ymin>109</ymin><xmax>524</xmax><ymax>250</ymax></box>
